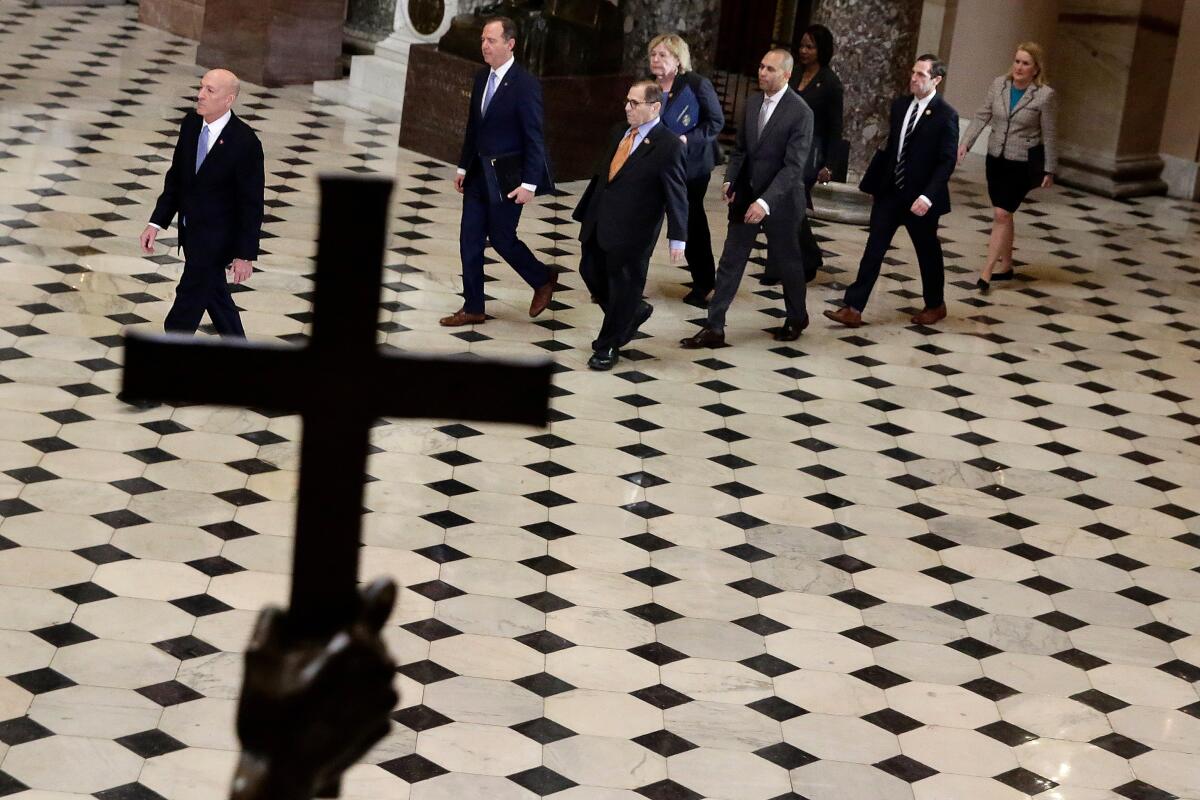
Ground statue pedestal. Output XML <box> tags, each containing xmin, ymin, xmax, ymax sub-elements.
<box><xmin>197</xmin><ymin>0</ymin><xmax>344</xmax><ymax>87</ymax></box>
<box><xmin>397</xmin><ymin>45</ymin><xmax>631</xmax><ymax>182</ymax></box>
<box><xmin>314</xmin><ymin>35</ymin><xmax>419</xmax><ymax>120</ymax></box>
<box><xmin>314</xmin><ymin>0</ymin><xmax>457</xmax><ymax>122</ymax></box>
<box><xmin>810</xmin><ymin>181</ymin><xmax>871</xmax><ymax>227</ymax></box>
<box><xmin>139</xmin><ymin>0</ymin><xmax>205</xmax><ymax>40</ymax></box>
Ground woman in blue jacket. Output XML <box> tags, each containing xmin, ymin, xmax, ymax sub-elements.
<box><xmin>649</xmin><ymin>33</ymin><xmax>726</xmax><ymax>308</ymax></box>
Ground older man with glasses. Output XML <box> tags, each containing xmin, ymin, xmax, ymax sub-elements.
<box><xmin>571</xmin><ymin>80</ymin><xmax>688</xmax><ymax>371</ymax></box>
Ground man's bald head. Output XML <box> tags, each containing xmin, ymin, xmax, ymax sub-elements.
<box><xmin>196</xmin><ymin>68</ymin><xmax>241</xmax><ymax>123</ymax></box>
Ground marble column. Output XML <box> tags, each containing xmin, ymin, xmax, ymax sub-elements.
<box><xmin>196</xmin><ymin>0</ymin><xmax>345</xmax><ymax>88</ymax></box>
<box><xmin>1053</xmin><ymin>0</ymin><xmax>1184</xmax><ymax>197</ymax></box>
<box><xmin>139</xmin><ymin>0</ymin><xmax>206</xmax><ymax>40</ymax></box>
<box><xmin>620</xmin><ymin>0</ymin><xmax>720</xmax><ymax>74</ymax></box>
<box><xmin>811</xmin><ymin>0</ymin><xmax>923</xmax><ymax>176</ymax></box>
<box><xmin>313</xmin><ymin>0</ymin><xmax>460</xmax><ymax>122</ymax></box>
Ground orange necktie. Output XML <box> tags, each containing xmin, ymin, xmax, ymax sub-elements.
<box><xmin>608</xmin><ymin>128</ymin><xmax>638</xmax><ymax>181</ymax></box>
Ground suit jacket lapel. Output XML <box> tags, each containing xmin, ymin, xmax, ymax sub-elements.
<box><xmin>754</xmin><ymin>92</ymin><xmax>787</xmax><ymax>149</ymax></box>
<box><xmin>908</xmin><ymin>94</ymin><xmax>940</xmax><ymax>140</ymax></box>
<box><xmin>1009</xmin><ymin>83</ymin><xmax>1036</xmax><ymax>116</ymax></box>
<box><xmin>746</xmin><ymin>94</ymin><xmax>764</xmax><ymax>151</ymax></box>
<box><xmin>482</xmin><ymin>64</ymin><xmax>516</xmax><ymax>119</ymax></box>
<box><xmin>610</xmin><ymin>127</ymin><xmax>655</xmax><ymax>184</ymax></box>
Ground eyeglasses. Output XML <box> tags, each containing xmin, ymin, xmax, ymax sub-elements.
<box><xmin>624</xmin><ymin>97</ymin><xmax>660</xmax><ymax>108</ymax></box>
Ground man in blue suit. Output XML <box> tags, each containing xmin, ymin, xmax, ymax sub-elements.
<box><xmin>440</xmin><ymin>16</ymin><xmax>556</xmax><ymax>327</ymax></box>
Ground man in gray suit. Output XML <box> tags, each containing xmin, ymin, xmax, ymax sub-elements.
<box><xmin>681</xmin><ymin>48</ymin><xmax>813</xmax><ymax>348</ymax></box>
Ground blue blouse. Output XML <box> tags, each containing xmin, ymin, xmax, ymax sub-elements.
<box><xmin>1009</xmin><ymin>86</ymin><xmax>1027</xmax><ymax>112</ymax></box>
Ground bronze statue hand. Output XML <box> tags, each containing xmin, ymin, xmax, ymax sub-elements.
<box><xmin>230</xmin><ymin>577</ymin><xmax>400</xmax><ymax>800</ymax></box>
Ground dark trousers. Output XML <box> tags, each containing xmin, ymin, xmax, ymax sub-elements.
<box><xmin>459</xmin><ymin>172</ymin><xmax>550</xmax><ymax>314</ymax></box>
<box><xmin>579</xmin><ymin>237</ymin><xmax>651</xmax><ymax>353</ymax></box>
<box><xmin>762</xmin><ymin>180</ymin><xmax>822</xmax><ymax>283</ymax></box>
<box><xmin>797</xmin><ymin>176</ymin><xmax>823</xmax><ymax>280</ymax></box>
<box><xmin>684</xmin><ymin>174</ymin><xmax>715</xmax><ymax>292</ymax></box>
<box><xmin>707</xmin><ymin>213</ymin><xmax>807</xmax><ymax>331</ymax></box>
<box><xmin>844</xmin><ymin>193</ymin><xmax>944</xmax><ymax>312</ymax></box>
<box><xmin>165</xmin><ymin>248</ymin><xmax>244</xmax><ymax>337</ymax></box>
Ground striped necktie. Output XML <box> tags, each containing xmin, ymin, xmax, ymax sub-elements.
<box><xmin>894</xmin><ymin>101</ymin><xmax>920</xmax><ymax>189</ymax></box>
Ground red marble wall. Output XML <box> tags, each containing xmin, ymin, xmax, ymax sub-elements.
<box><xmin>196</xmin><ymin>0</ymin><xmax>347</xmax><ymax>87</ymax></box>
<box><xmin>139</xmin><ymin>0</ymin><xmax>207</xmax><ymax>41</ymax></box>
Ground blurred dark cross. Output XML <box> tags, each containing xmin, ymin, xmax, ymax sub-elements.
<box><xmin>122</xmin><ymin>175</ymin><xmax>553</xmax><ymax>637</ymax></box>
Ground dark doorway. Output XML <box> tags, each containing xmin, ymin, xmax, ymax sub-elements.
<box><xmin>712</xmin><ymin>0</ymin><xmax>815</xmax><ymax>145</ymax></box>
<box><xmin>714</xmin><ymin>0</ymin><xmax>816</xmax><ymax>76</ymax></box>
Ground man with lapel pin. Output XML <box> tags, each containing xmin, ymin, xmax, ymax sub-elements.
<box><xmin>680</xmin><ymin>48</ymin><xmax>813</xmax><ymax>350</ymax></box>
<box><xmin>441</xmin><ymin>16</ymin><xmax>556</xmax><ymax>327</ymax></box>
<box><xmin>825</xmin><ymin>54</ymin><xmax>958</xmax><ymax>328</ymax></box>
<box><xmin>140</xmin><ymin>68</ymin><xmax>264</xmax><ymax>339</ymax></box>
<box><xmin>573</xmin><ymin>80</ymin><xmax>688</xmax><ymax>371</ymax></box>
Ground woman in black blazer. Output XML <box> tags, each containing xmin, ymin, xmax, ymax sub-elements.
<box><xmin>788</xmin><ymin>24</ymin><xmax>843</xmax><ymax>284</ymax></box>
<box><xmin>649</xmin><ymin>33</ymin><xmax>725</xmax><ymax>307</ymax></box>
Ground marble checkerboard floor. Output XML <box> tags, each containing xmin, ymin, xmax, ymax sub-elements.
<box><xmin>0</xmin><ymin>3</ymin><xmax>1198</xmax><ymax>799</ymax></box>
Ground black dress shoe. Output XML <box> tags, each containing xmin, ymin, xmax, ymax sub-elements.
<box><xmin>679</xmin><ymin>328</ymin><xmax>725</xmax><ymax>349</ymax></box>
<box><xmin>681</xmin><ymin>289</ymin><xmax>710</xmax><ymax>308</ymax></box>
<box><xmin>758</xmin><ymin>274</ymin><xmax>781</xmax><ymax>286</ymax></box>
<box><xmin>117</xmin><ymin>392</ymin><xmax>161</xmax><ymax>410</ymax></box>
<box><xmin>587</xmin><ymin>347</ymin><xmax>619</xmax><ymax>371</ymax></box>
<box><xmin>624</xmin><ymin>301</ymin><xmax>653</xmax><ymax>343</ymax></box>
<box><xmin>773</xmin><ymin>318</ymin><xmax>808</xmax><ymax>341</ymax></box>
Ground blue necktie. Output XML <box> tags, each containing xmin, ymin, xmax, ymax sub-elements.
<box><xmin>196</xmin><ymin>124</ymin><xmax>209</xmax><ymax>173</ymax></box>
<box><xmin>482</xmin><ymin>72</ymin><xmax>498</xmax><ymax>115</ymax></box>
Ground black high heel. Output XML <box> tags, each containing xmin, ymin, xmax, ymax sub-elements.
<box><xmin>991</xmin><ymin>268</ymin><xmax>1014</xmax><ymax>282</ymax></box>
<box><xmin>976</xmin><ymin>278</ymin><xmax>990</xmax><ymax>294</ymax></box>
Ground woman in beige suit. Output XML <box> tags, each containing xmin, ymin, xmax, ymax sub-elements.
<box><xmin>958</xmin><ymin>42</ymin><xmax>1058</xmax><ymax>292</ymax></box>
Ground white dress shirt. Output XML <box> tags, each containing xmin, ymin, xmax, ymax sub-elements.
<box><xmin>147</xmin><ymin>110</ymin><xmax>232</xmax><ymax>231</ymax></box>
<box><xmin>898</xmin><ymin>91</ymin><xmax>937</xmax><ymax>208</ymax></box>
<box><xmin>456</xmin><ymin>56</ymin><xmax>537</xmax><ymax>194</ymax></box>
<box><xmin>756</xmin><ymin>85</ymin><xmax>788</xmax><ymax>134</ymax></box>
<box><xmin>200</xmin><ymin>109</ymin><xmax>232</xmax><ymax>156</ymax></box>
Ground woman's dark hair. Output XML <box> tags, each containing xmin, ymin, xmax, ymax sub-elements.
<box><xmin>804</xmin><ymin>24</ymin><xmax>835</xmax><ymax>67</ymax></box>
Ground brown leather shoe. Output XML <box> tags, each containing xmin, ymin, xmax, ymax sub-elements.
<box><xmin>679</xmin><ymin>328</ymin><xmax>725</xmax><ymax>349</ymax></box>
<box><xmin>823</xmin><ymin>306</ymin><xmax>863</xmax><ymax>328</ymax></box>
<box><xmin>439</xmin><ymin>309</ymin><xmax>486</xmax><ymax>327</ymax></box>
<box><xmin>529</xmin><ymin>280</ymin><xmax>555</xmax><ymax>318</ymax></box>
<box><xmin>910</xmin><ymin>304</ymin><xmax>947</xmax><ymax>325</ymax></box>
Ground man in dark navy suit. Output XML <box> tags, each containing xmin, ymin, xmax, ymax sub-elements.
<box><xmin>441</xmin><ymin>16</ymin><xmax>556</xmax><ymax>327</ymax></box>
<box><xmin>573</xmin><ymin>80</ymin><xmax>688</xmax><ymax>371</ymax></box>
<box><xmin>140</xmin><ymin>68</ymin><xmax>264</xmax><ymax>339</ymax></box>
<box><xmin>825</xmin><ymin>54</ymin><xmax>958</xmax><ymax>328</ymax></box>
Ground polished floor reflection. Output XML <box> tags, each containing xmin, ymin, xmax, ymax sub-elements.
<box><xmin>0</xmin><ymin>3</ymin><xmax>1198</xmax><ymax>800</ymax></box>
